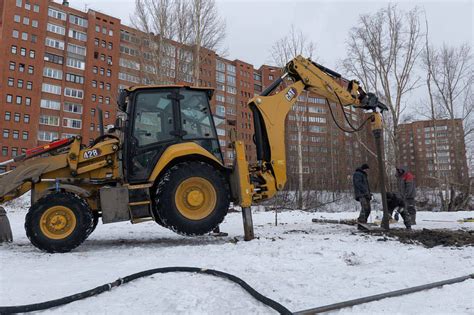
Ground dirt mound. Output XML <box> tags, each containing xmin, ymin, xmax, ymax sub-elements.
<box><xmin>369</xmin><ymin>228</ymin><xmax>474</xmax><ymax>248</ymax></box>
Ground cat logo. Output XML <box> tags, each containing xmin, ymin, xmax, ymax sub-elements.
<box><xmin>285</xmin><ymin>88</ymin><xmax>297</xmax><ymax>101</ymax></box>
<box><xmin>83</xmin><ymin>149</ymin><xmax>101</xmax><ymax>159</ymax></box>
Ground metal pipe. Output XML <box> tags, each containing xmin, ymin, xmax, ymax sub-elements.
<box><xmin>373</xmin><ymin>129</ymin><xmax>390</xmax><ymax>229</ymax></box>
<box><xmin>294</xmin><ymin>273</ymin><xmax>474</xmax><ymax>314</ymax></box>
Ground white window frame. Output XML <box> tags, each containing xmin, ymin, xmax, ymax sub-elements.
<box><xmin>64</xmin><ymin>87</ymin><xmax>84</xmax><ymax>99</ymax></box>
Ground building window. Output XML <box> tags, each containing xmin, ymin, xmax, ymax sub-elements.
<box><xmin>14</xmin><ymin>15</ymin><xmax>20</xmax><ymax>23</ymax></box>
<box><xmin>25</xmin><ymin>97</ymin><xmax>31</xmax><ymax>106</ymax></box>
<box><xmin>6</xmin><ymin>95</ymin><xmax>13</xmax><ymax>103</ymax></box>
<box><xmin>26</xmin><ymin>82</ymin><xmax>33</xmax><ymax>90</ymax></box>
<box><xmin>21</xmin><ymin>32</ymin><xmax>28</xmax><ymax>41</ymax></box>
<box><xmin>4</xmin><ymin>112</ymin><xmax>11</xmax><ymax>121</ymax></box>
<box><xmin>105</xmin><ymin>97</ymin><xmax>110</xmax><ymax>105</ymax></box>
<box><xmin>22</xmin><ymin>131</ymin><xmax>28</xmax><ymax>140</ymax></box>
<box><xmin>31</xmin><ymin>35</ymin><xmax>37</xmax><ymax>43</ymax></box>
<box><xmin>33</xmin><ymin>5</ymin><xmax>40</xmax><ymax>13</ymax></box>
<box><xmin>106</xmin><ymin>83</ymin><xmax>111</xmax><ymax>91</ymax></box>
<box><xmin>92</xmin><ymin>80</ymin><xmax>97</xmax><ymax>88</ymax></box>
<box><xmin>40</xmin><ymin>99</ymin><xmax>61</xmax><ymax>110</ymax></box>
<box><xmin>28</xmin><ymin>66</ymin><xmax>34</xmax><ymax>74</ymax></box>
<box><xmin>106</xmin><ymin>69</ymin><xmax>112</xmax><ymax>77</ymax></box>
<box><xmin>67</xmin><ymin>43</ymin><xmax>86</xmax><ymax>56</ymax></box>
<box><xmin>68</xmin><ymin>29</ymin><xmax>87</xmax><ymax>42</ymax></box>
<box><xmin>100</xmin><ymin>68</ymin><xmax>105</xmax><ymax>75</ymax></box>
<box><xmin>3</xmin><ymin>130</ymin><xmax>10</xmax><ymax>139</ymax></box>
<box><xmin>64</xmin><ymin>87</ymin><xmax>84</xmax><ymax>99</ymax></box>
<box><xmin>48</xmin><ymin>7</ymin><xmax>66</xmax><ymax>21</ymax></box>
<box><xmin>38</xmin><ymin>131</ymin><xmax>59</xmax><ymax>142</ymax></box>
<box><xmin>12</xmin><ymin>30</ymin><xmax>19</xmax><ymax>38</ymax></box>
<box><xmin>47</xmin><ymin>23</ymin><xmax>66</xmax><ymax>35</ymax></box>
<box><xmin>2</xmin><ymin>147</ymin><xmax>8</xmax><ymax>157</ymax></box>
<box><xmin>42</xmin><ymin>83</ymin><xmax>62</xmax><ymax>95</ymax></box>
<box><xmin>91</xmin><ymin>94</ymin><xmax>96</xmax><ymax>102</ymax></box>
<box><xmin>39</xmin><ymin>115</ymin><xmax>60</xmax><ymax>126</ymax></box>
<box><xmin>63</xmin><ymin>118</ymin><xmax>82</xmax><ymax>129</ymax></box>
<box><xmin>64</xmin><ymin>102</ymin><xmax>83</xmax><ymax>114</ymax></box>
<box><xmin>66</xmin><ymin>57</ymin><xmax>85</xmax><ymax>70</ymax></box>
<box><xmin>11</xmin><ymin>45</ymin><xmax>17</xmax><ymax>54</ymax></box>
<box><xmin>19</xmin><ymin>63</ymin><xmax>25</xmax><ymax>72</ymax></box>
<box><xmin>16</xmin><ymin>96</ymin><xmax>22</xmax><ymax>104</ymax></box>
<box><xmin>24</xmin><ymin>114</ymin><xmax>30</xmax><ymax>123</ymax></box>
<box><xmin>16</xmin><ymin>0</ymin><xmax>22</xmax><ymax>8</ymax></box>
<box><xmin>105</xmin><ymin>111</ymin><xmax>110</xmax><ymax>119</ymax></box>
<box><xmin>22</xmin><ymin>17</ymin><xmax>30</xmax><ymax>25</ymax></box>
<box><xmin>13</xmin><ymin>130</ymin><xmax>19</xmax><ymax>139</ymax></box>
<box><xmin>14</xmin><ymin>113</ymin><xmax>20</xmax><ymax>123</ymax></box>
<box><xmin>69</xmin><ymin>15</ymin><xmax>88</xmax><ymax>27</ymax></box>
<box><xmin>65</xmin><ymin>73</ymin><xmax>84</xmax><ymax>84</ymax></box>
<box><xmin>93</xmin><ymin>66</ymin><xmax>98</xmax><ymax>74</ymax></box>
<box><xmin>7</xmin><ymin>78</ymin><xmax>14</xmax><ymax>87</ymax></box>
<box><xmin>20</xmin><ymin>48</ymin><xmax>26</xmax><ymax>56</ymax></box>
<box><xmin>45</xmin><ymin>37</ymin><xmax>65</xmax><ymax>50</ymax></box>
<box><xmin>9</xmin><ymin>62</ymin><xmax>15</xmax><ymax>70</ymax></box>
<box><xmin>32</xmin><ymin>20</ymin><xmax>38</xmax><ymax>28</ymax></box>
<box><xmin>43</xmin><ymin>67</ymin><xmax>63</xmax><ymax>80</ymax></box>
<box><xmin>44</xmin><ymin>52</ymin><xmax>64</xmax><ymax>65</ymax></box>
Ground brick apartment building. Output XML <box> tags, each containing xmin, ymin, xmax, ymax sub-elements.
<box><xmin>397</xmin><ymin>119</ymin><xmax>469</xmax><ymax>187</ymax></box>
<box><xmin>0</xmin><ymin>0</ymin><xmax>373</xmax><ymax>190</ymax></box>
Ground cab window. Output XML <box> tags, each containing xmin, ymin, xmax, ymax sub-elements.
<box><xmin>133</xmin><ymin>91</ymin><xmax>174</xmax><ymax>147</ymax></box>
<box><xmin>180</xmin><ymin>90</ymin><xmax>216</xmax><ymax>140</ymax></box>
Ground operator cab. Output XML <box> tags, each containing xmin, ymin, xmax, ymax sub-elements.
<box><xmin>117</xmin><ymin>85</ymin><xmax>223</xmax><ymax>183</ymax></box>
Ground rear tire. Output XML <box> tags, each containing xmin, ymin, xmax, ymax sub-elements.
<box><xmin>154</xmin><ymin>162</ymin><xmax>230</xmax><ymax>235</ymax></box>
<box><xmin>25</xmin><ymin>192</ymin><xmax>94</xmax><ymax>253</ymax></box>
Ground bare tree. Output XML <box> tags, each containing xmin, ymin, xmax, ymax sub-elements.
<box><xmin>131</xmin><ymin>0</ymin><xmax>175</xmax><ymax>84</ymax></box>
<box><xmin>342</xmin><ymin>4</ymin><xmax>423</xmax><ymax>167</ymax></box>
<box><xmin>189</xmin><ymin>0</ymin><xmax>226</xmax><ymax>85</ymax></box>
<box><xmin>270</xmin><ymin>25</ymin><xmax>317</xmax><ymax>209</ymax></box>
<box><xmin>423</xmin><ymin>36</ymin><xmax>473</xmax><ymax>210</ymax></box>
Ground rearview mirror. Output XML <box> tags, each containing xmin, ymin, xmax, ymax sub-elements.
<box><xmin>117</xmin><ymin>89</ymin><xmax>129</xmax><ymax>112</ymax></box>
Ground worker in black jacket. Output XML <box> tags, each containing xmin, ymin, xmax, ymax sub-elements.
<box><xmin>353</xmin><ymin>164</ymin><xmax>372</xmax><ymax>223</ymax></box>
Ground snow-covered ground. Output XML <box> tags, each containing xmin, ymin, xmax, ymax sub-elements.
<box><xmin>1</xmin><ymin>196</ymin><xmax>473</xmax><ymax>314</ymax></box>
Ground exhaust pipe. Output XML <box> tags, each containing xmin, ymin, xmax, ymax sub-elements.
<box><xmin>0</xmin><ymin>207</ymin><xmax>13</xmax><ymax>242</ymax></box>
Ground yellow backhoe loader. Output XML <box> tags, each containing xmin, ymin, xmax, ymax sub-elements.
<box><xmin>0</xmin><ymin>56</ymin><xmax>387</xmax><ymax>252</ymax></box>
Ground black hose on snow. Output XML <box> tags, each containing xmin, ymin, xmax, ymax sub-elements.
<box><xmin>1</xmin><ymin>268</ymin><xmax>473</xmax><ymax>315</ymax></box>
<box><xmin>0</xmin><ymin>267</ymin><xmax>292</xmax><ymax>315</ymax></box>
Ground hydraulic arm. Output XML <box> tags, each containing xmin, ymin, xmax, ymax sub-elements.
<box><xmin>234</xmin><ymin>55</ymin><xmax>387</xmax><ymax>207</ymax></box>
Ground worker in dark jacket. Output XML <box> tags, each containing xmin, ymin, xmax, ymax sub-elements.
<box><xmin>353</xmin><ymin>164</ymin><xmax>371</xmax><ymax>223</ymax></box>
<box><xmin>396</xmin><ymin>167</ymin><xmax>416</xmax><ymax>225</ymax></box>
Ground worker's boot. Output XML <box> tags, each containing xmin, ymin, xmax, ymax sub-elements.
<box><xmin>400</xmin><ymin>210</ymin><xmax>411</xmax><ymax>230</ymax></box>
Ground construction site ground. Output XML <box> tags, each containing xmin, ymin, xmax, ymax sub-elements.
<box><xmin>1</xmin><ymin>195</ymin><xmax>473</xmax><ymax>314</ymax></box>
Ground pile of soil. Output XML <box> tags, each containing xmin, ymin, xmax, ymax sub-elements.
<box><xmin>368</xmin><ymin>228</ymin><xmax>474</xmax><ymax>248</ymax></box>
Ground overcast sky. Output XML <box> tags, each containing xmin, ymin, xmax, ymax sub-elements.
<box><xmin>61</xmin><ymin>0</ymin><xmax>472</xmax><ymax>69</ymax></box>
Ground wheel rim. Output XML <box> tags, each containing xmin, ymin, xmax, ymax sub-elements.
<box><xmin>40</xmin><ymin>206</ymin><xmax>77</xmax><ymax>240</ymax></box>
<box><xmin>175</xmin><ymin>177</ymin><xmax>217</xmax><ymax>221</ymax></box>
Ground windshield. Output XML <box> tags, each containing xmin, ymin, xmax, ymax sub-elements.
<box><xmin>180</xmin><ymin>90</ymin><xmax>217</xmax><ymax>140</ymax></box>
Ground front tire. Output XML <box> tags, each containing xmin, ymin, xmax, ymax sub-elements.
<box><xmin>25</xmin><ymin>192</ymin><xmax>94</xmax><ymax>253</ymax></box>
<box><xmin>154</xmin><ymin>162</ymin><xmax>230</xmax><ymax>235</ymax></box>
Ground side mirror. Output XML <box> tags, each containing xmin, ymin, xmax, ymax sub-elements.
<box><xmin>117</xmin><ymin>90</ymin><xmax>129</xmax><ymax>112</ymax></box>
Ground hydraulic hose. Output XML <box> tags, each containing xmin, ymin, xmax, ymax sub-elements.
<box><xmin>1</xmin><ymin>268</ymin><xmax>472</xmax><ymax>315</ymax></box>
<box><xmin>0</xmin><ymin>267</ymin><xmax>292</xmax><ymax>315</ymax></box>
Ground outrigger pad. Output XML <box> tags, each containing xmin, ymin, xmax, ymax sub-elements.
<box><xmin>0</xmin><ymin>206</ymin><xmax>13</xmax><ymax>242</ymax></box>
<box><xmin>357</xmin><ymin>222</ymin><xmax>379</xmax><ymax>231</ymax></box>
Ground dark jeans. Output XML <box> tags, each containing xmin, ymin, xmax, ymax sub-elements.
<box><xmin>406</xmin><ymin>198</ymin><xmax>416</xmax><ymax>224</ymax></box>
<box><xmin>358</xmin><ymin>197</ymin><xmax>371</xmax><ymax>223</ymax></box>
